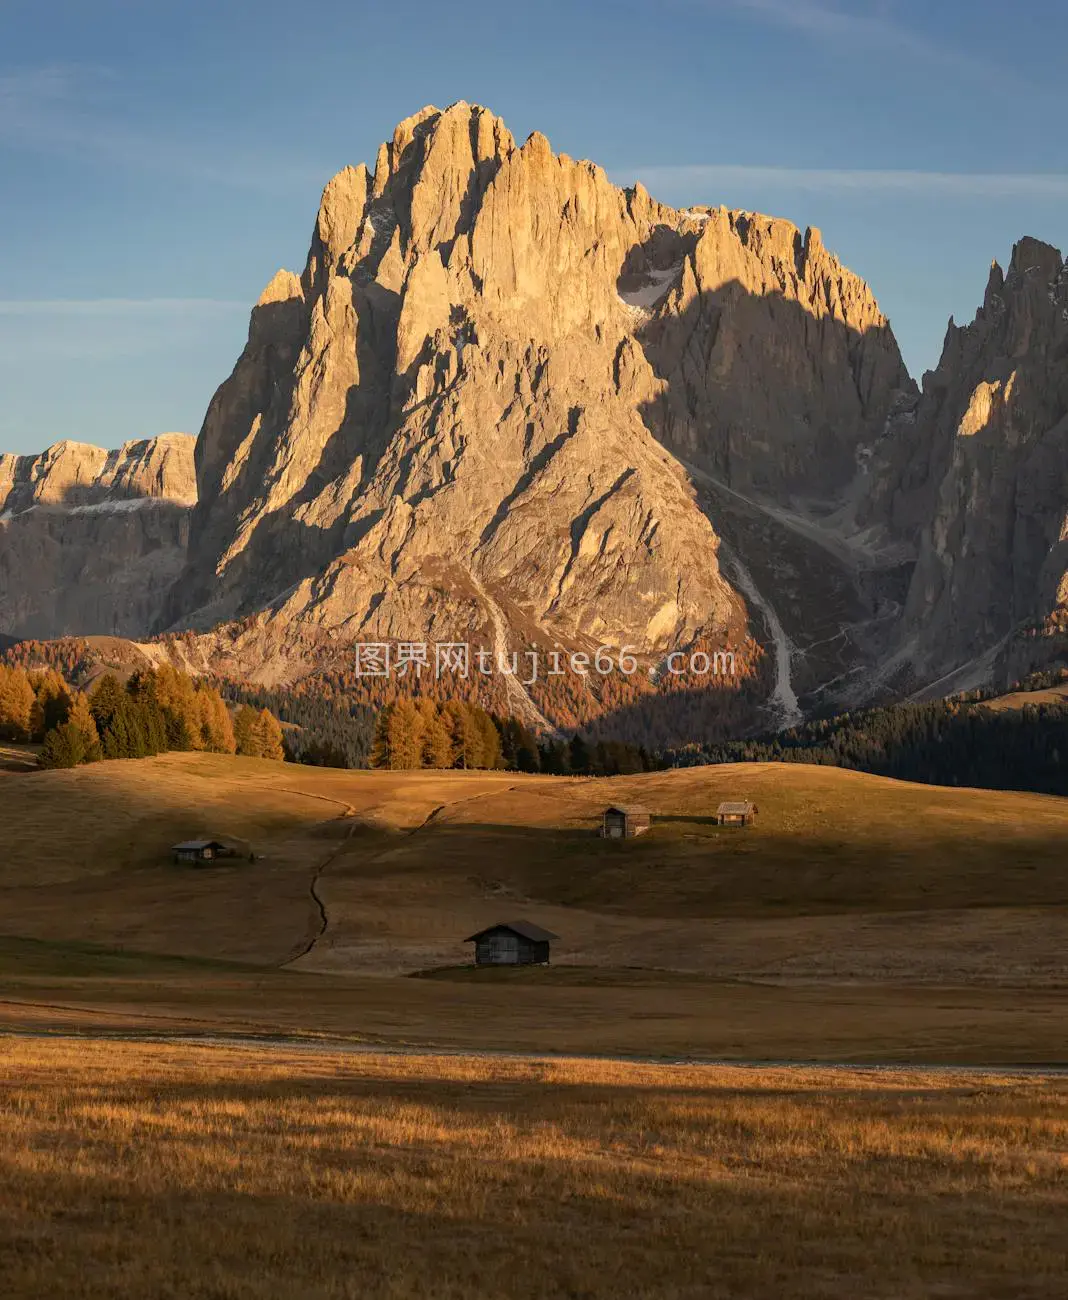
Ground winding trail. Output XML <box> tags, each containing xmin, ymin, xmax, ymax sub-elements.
<box><xmin>282</xmin><ymin>781</ymin><xmax>524</xmax><ymax>968</ymax></box>
<box><xmin>274</xmin><ymin>788</ymin><xmax>358</xmax><ymax>966</ymax></box>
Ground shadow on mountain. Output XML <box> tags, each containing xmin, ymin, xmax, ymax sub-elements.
<box><xmin>154</xmin><ymin>220</ymin><xmax>920</xmax><ymax>749</ymax></box>
<box><xmin>609</xmin><ymin>246</ymin><xmax>918</xmax><ymax>733</ymax></box>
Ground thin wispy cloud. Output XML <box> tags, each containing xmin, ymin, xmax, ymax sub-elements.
<box><xmin>0</xmin><ymin>64</ymin><xmax>331</xmax><ymax>194</ymax></box>
<box><xmin>613</xmin><ymin>165</ymin><xmax>1068</xmax><ymax>202</ymax></box>
<box><xmin>704</xmin><ymin>0</ymin><xmax>1018</xmax><ymax>86</ymax></box>
<box><xmin>723</xmin><ymin>0</ymin><xmax>939</xmax><ymax>59</ymax></box>
<box><xmin>0</xmin><ymin>298</ymin><xmax>248</xmax><ymax>317</ymax></box>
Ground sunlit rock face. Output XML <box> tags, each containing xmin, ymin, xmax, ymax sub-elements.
<box><xmin>19</xmin><ymin>105</ymin><xmax>1064</xmax><ymax>719</ymax></box>
<box><xmin>163</xmin><ymin>101</ymin><xmax>907</xmax><ymax>703</ymax></box>
<box><xmin>0</xmin><ymin>435</ymin><xmax>195</xmax><ymax>638</ymax></box>
<box><xmin>858</xmin><ymin>237</ymin><xmax>1068</xmax><ymax>688</ymax></box>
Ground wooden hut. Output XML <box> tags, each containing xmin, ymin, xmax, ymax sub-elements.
<box><xmin>465</xmin><ymin>921</ymin><xmax>558</xmax><ymax>966</ymax></box>
<box><xmin>171</xmin><ymin>839</ymin><xmax>235</xmax><ymax>865</ymax></box>
<box><xmin>715</xmin><ymin>801</ymin><xmax>758</xmax><ymax>827</ymax></box>
<box><xmin>601</xmin><ymin>805</ymin><xmax>651</xmax><ymax>838</ymax></box>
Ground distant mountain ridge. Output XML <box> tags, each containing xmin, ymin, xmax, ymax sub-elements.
<box><xmin>0</xmin><ymin>435</ymin><xmax>196</xmax><ymax>638</ymax></box>
<box><xmin>2</xmin><ymin>101</ymin><xmax>1067</xmax><ymax>742</ymax></box>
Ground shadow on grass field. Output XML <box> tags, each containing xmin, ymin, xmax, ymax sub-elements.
<box><xmin>1</xmin><ymin>1037</ymin><xmax>1066</xmax><ymax>1299</ymax></box>
<box><xmin>2</xmin><ymin>754</ymin><xmax>1068</xmax><ymax>1059</ymax></box>
<box><xmin>408</xmin><ymin>964</ymin><xmax>725</xmax><ymax>985</ymax></box>
<box><xmin>0</xmin><ymin>936</ymin><xmax>266</xmax><ymax>978</ymax></box>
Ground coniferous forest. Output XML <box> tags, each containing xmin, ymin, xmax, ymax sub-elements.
<box><xmin>3</xmin><ymin>639</ymin><xmax>1068</xmax><ymax>790</ymax></box>
<box><xmin>225</xmin><ymin>685</ymin><xmax>655</xmax><ymax>775</ymax></box>
<box><xmin>673</xmin><ymin>694</ymin><xmax>1068</xmax><ymax>796</ymax></box>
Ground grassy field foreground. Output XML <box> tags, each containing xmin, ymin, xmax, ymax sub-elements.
<box><xmin>1</xmin><ymin>1038</ymin><xmax>1066</xmax><ymax>1299</ymax></box>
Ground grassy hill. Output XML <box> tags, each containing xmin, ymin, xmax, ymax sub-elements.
<box><xmin>2</xmin><ymin>754</ymin><xmax>1067</xmax><ymax>1059</ymax></box>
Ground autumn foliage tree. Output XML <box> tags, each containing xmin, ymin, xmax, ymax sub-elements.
<box><xmin>256</xmin><ymin>709</ymin><xmax>285</xmax><ymax>760</ymax></box>
<box><xmin>26</xmin><ymin>664</ymin><xmax>282</xmax><ymax>768</ymax></box>
<box><xmin>372</xmin><ymin>699</ymin><xmax>504</xmax><ymax>771</ymax></box>
<box><xmin>233</xmin><ymin>704</ymin><xmax>285</xmax><ymax>760</ymax></box>
<box><xmin>0</xmin><ymin>665</ymin><xmax>35</xmax><ymax>741</ymax></box>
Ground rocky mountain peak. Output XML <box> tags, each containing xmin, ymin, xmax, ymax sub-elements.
<box><xmin>1</xmin><ymin>433</ymin><xmax>195</xmax><ymax>515</ymax></box>
<box><xmin>5</xmin><ymin>105</ymin><xmax>1065</xmax><ymax>736</ymax></box>
<box><xmin>1008</xmin><ymin>234</ymin><xmax>1063</xmax><ymax>282</ymax></box>
<box><xmin>856</xmin><ymin>236</ymin><xmax>1068</xmax><ymax>694</ymax></box>
<box><xmin>0</xmin><ymin>433</ymin><xmax>196</xmax><ymax>639</ymax></box>
<box><xmin>159</xmin><ymin>102</ymin><xmax>913</xmax><ymax>726</ymax></box>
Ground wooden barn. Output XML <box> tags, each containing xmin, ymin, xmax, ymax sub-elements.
<box><xmin>171</xmin><ymin>839</ymin><xmax>235</xmax><ymax>865</ymax></box>
<box><xmin>715</xmin><ymin>801</ymin><xmax>758</xmax><ymax>827</ymax></box>
<box><xmin>601</xmin><ymin>804</ymin><xmax>651</xmax><ymax>838</ymax></box>
<box><xmin>465</xmin><ymin>921</ymin><xmax>559</xmax><ymax>966</ymax></box>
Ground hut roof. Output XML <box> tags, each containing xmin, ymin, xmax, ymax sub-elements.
<box><xmin>603</xmin><ymin>804</ymin><xmax>650</xmax><ymax>817</ymax></box>
<box><xmin>171</xmin><ymin>839</ymin><xmax>225</xmax><ymax>851</ymax></box>
<box><xmin>465</xmin><ymin>920</ymin><xmax>560</xmax><ymax>943</ymax></box>
<box><xmin>716</xmin><ymin>801</ymin><xmax>757</xmax><ymax>815</ymax></box>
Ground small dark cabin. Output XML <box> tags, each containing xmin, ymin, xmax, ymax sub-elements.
<box><xmin>171</xmin><ymin>839</ymin><xmax>234</xmax><ymax>865</ymax></box>
<box><xmin>715</xmin><ymin>801</ymin><xmax>758</xmax><ymax>827</ymax></box>
<box><xmin>601</xmin><ymin>804</ymin><xmax>651</xmax><ymax>838</ymax></box>
<box><xmin>465</xmin><ymin>921</ymin><xmax>559</xmax><ymax>966</ymax></box>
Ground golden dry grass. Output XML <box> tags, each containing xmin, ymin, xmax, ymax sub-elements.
<box><xmin>3</xmin><ymin>969</ymin><xmax>1068</xmax><ymax>1063</ymax></box>
<box><xmin>1</xmin><ymin>755</ymin><xmax>1068</xmax><ymax>1059</ymax></box>
<box><xmin>4</xmin><ymin>753</ymin><xmax>1068</xmax><ymax>908</ymax></box>
<box><xmin>2</xmin><ymin>755</ymin><xmax>1068</xmax><ymax>979</ymax></box>
<box><xmin>1</xmin><ymin>1037</ymin><xmax>1066</xmax><ymax>1298</ymax></box>
<box><xmin>979</xmin><ymin>683</ymin><xmax>1068</xmax><ymax>712</ymax></box>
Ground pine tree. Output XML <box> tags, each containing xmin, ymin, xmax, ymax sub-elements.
<box><xmin>234</xmin><ymin>704</ymin><xmax>263</xmax><ymax>757</ymax></box>
<box><xmin>370</xmin><ymin>705</ymin><xmax>392</xmax><ymax>768</ymax></box>
<box><xmin>0</xmin><ymin>665</ymin><xmax>35</xmax><ymax>741</ymax></box>
<box><xmin>101</xmin><ymin>704</ymin><xmax>131</xmax><ymax>758</ymax></box>
<box><xmin>124</xmin><ymin>697</ymin><xmax>151</xmax><ymax>757</ymax></box>
<box><xmin>138</xmin><ymin>696</ymin><xmax>167</xmax><ymax>755</ymax></box>
<box><xmin>418</xmin><ymin>699</ymin><xmax>454</xmax><ymax>768</ymax></box>
<box><xmin>472</xmin><ymin>707</ymin><xmax>502</xmax><ymax>769</ymax></box>
<box><xmin>443</xmin><ymin>700</ymin><xmax>477</xmax><ymax>769</ymax></box>
<box><xmin>513</xmin><ymin>722</ymin><xmax>540</xmax><ymax>773</ymax></box>
<box><xmin>568</xmin><ymin>733</ymin><xmax>590</xmax><ymax>775</ymax></box>
<box><xmin>193</xmin><ymin>684</ymin><xmax>236</xmax><ymax>753</ymax></box>
<box><xmin>29</xmin><ymin>670</ymin><xmax>71</xmax><ymax>740</ymax></box>
<box><xmin>386</xmin><ymin>697</ymin><xmax>424</xmax><ymax>769</ymax></box>
<box><xmin>538</xmin><ymin>739</ymin><xmax>570</xmax><ymax>775</ymax></box>
<box><xmin>154</xmin><ymin>664</ymin><xmax>200</xmax><ymax>749</ymax></box>
<box><xmin>90</xmin><ymin>674</ymin><xmax>126</xmax><ymax>732</ymax></box>
<box><xmin>67</xmin><ymin>691</ymin><xmax>101</xmax><ymax>762</ymax></box>
<box><xmin>38</xmin><ymin>722</ymin><xmax>87</xmax><ymax>769</ymax></box>
<box><xmin>255</xmin><ymin>708</ymin><xmax>285</xmax><ymax>761</ymax></box>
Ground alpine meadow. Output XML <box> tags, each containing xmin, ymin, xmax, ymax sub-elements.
<box><xmin>3</xmin><ymin>4</ymin><xmax>1068</xmax><ymax>1296</ymax></box>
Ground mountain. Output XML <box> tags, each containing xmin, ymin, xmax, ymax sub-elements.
<box><xmin>857</xmin><ymin>235</ymin><xmax>1068</xmax><ymax>698</ymax></box>
<box><xmin>160</xmin><ymin>102</ymin><xmax>909</xmax><ymax>720</ymax></box>
<box><xmin>2</xmin><ymin>102</ymin><xmax>1065</xmax><ymax>741</ymax></box>
<box><xmin>0</xmin><ymin>435</ymin><xmax>195</xmax><ymax>638</ymax></box>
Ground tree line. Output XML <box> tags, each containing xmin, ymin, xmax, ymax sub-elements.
<box><xmin>675</xmin><ymin>695</ymin><xmax>1068</xmax><ymax>796</ymax></box>
<box><xmin>371</xmin><ymin>698</ymin><xmax>656</xmax><ymax>774</ymax></box>
<box><xmin>2</xmin><ymin>657</ymin><xmax>657</xmax><ymax>776</ymax></box>
<box><xmin>2</xmin><ymin>634</ymin><xmax>766</xmax><ymax>757</ymax></box>
<box><xmin>222</xmin><ymin>682</ymin><xmax>376</xmax><ymax>769</ymax></box>
<box><xmin>0</xmin><ymin>662</ymin><xmax>285</xmax><ymax>769</ymax></box>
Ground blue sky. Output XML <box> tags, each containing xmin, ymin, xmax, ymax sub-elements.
<box><xmin>2</xmin><ymin>0</ymin><xmax>1066</xmax><ymax>455</ymax></box>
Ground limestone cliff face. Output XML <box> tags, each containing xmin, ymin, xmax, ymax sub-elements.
<box><xmin>634</xmin><ymin>211</ymin><xmax>912</xmax><ymax>499</ymax></box>
<box><xmin>168</xmin><ymin>102</ymin><xmax>908</xmax><ymax>692</ymax></box>
<box><xmin>860</xmin><ymin>238</ymin><xmax>1068</xmax><ymax>688</ymax></box>
<box><xmin>0</xmin><ymin>435</ymin><xmax>195</xmax><ymax>638</ymax></box>
<box><xmin>14</xmin><ymin>106</ymin><xmax>1062</xmax><ymax>726</ymax></box>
